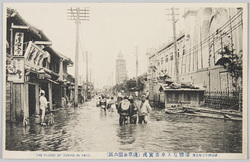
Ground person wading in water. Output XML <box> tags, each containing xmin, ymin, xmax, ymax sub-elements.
<box><xmin>40</xmin><ymin>90</ymin><xmax>48</xmax><ymax>126</ymax></box>
<box><xmin>138</xmin><ymin>95</ymin><xmax>152</xmax><ymax>124</ymax></box>
<box><xmin>128</xmin><ymin>96</ymin><xmax>138</xmax><ymax>124</ymax></box>
<box><xmin>118</xmin><ymin>96</ymin><xmax>130</xmax><ymax>126</ymax></box>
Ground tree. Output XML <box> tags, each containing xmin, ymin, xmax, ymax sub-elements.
<box><xmin>218</xmin><ymin>45</ymin><xmax>242</xmax><ymax>90</ymax></box>
<box><xmin>125</xmin><ymin>79</ymin><xmax>137</xmax><ymax>92</ymax></box>
<box><xmin>218</xmin><ymin>45</ymin><xmax>243</xmax><ymax>111</ymax></box>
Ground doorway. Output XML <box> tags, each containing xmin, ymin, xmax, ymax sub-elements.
<box><xmin>28</xmin><ymin>84</ymin><xmax>36</xmax><ymax>116</ymax></box>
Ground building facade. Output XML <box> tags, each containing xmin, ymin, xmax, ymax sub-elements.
<box><xmin>148</xmin><ymin>7</ymin><xmax>243</xmax><ymax>93</ymax></box>
<box><xmin>5</xmin><ymin>8</ymin><xmax>74</xmax><ymax>122</ymax></box>
<box><xmin>116</xmin><ymin>52</ymin><xmax>127</xmax><ymax>84</ymax></box>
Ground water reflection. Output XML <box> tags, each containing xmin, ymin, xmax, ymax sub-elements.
<box><xmin>6</xmin><ymin>101</ymin><xmax>242</xmax><ymax>153</ymax></box>
<box><xmin>117</xmin><ymin>125</ymin><xmax>136</xmax><ymax>145</ymax></box>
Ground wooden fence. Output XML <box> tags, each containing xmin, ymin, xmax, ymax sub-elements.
<box><xmin>6</xmin><ymin>82</ymin><xmax>12</xmax><ymax>122</ymax></box>
<box><xmin>204</xmin><ymin>91</ymin><xmax>241</xmax><ymax>110</ymax></box>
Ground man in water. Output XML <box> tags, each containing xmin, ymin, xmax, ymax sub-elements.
<box><xmin>100</xmin><ymin>96</ymin><xmax>107</xmax><ymax>111</ymax></box>
<box><xmin>138</xmin><ymin>95</ymin><xmax>152</xmax><ymax>124</ymax></box>
<box><xmin>118</xmin><ymin>96</ymin><xmax>130</xmax><ymax>126</ymax></box>
<box><xmin>40</xmin><ymin>90</ymin><xmax>48</xmax><ymax>125</ymax></box>
<box><xmin>128</xmin><ymin>96</ymin><xmax>138</xmax><ymax>124</ymax></box>
<box><xmin>108</xmin><ymin>96</ymin><xmax>116</xmax><ymax>112</ymax></box>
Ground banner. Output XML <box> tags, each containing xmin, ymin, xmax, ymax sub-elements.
<box><xmin>24</xmin><ymin>41</ymin><xmax>48</xmax><ymax>69</ymax></box>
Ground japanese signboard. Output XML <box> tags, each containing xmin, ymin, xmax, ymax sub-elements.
<box><xmin>7</xmin><ymin>57</ymin><xmax>24</xmax><ymax>83</ymax></box>
<box><xmin>13</xmin><ymin>32</ymin><xmax>24</xmax><ymax>56</ymax></box>
<box><xmin>24</xmin><ymin>41</ymin><xmax>48</xmax><ymax>69</ymax></box>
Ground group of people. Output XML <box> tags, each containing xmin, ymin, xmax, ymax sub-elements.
<box><xmin>117</xmin><ymin>95</ymin><xmax>151</xmax><ymax>126</ymax></box>
<box><xmin>96</xmin><ymin>95</ymin><xmax>117</xmax><ymax>112</ymax></box>
<box><xmin>96</xmin><ymin>93</ymin><xmax>152</xmax><ymax>126</ymax></box>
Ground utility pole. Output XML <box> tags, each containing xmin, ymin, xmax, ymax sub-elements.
<box><xmin>166</xmin><ymin>8</ymin><xmax>180</xmax><ymax>83</ymax></box>
<box><xmin>68</xmin><ymin>7</ymin><xmax>89</xmax><ymax>107</ymax></box>
<box><xmin>86</xmin><ymin>51</ymin><xmax>89</xmax><ymax>101</ymax></box>
<box><xmin>135</xmin><ymin>46</ymin><xmax>139</xmax><ymax>86</ymax></box>
<box><xmin>90</xmin><ymin>69</ymin><xmax>92</xmax><ymax>83</ymax></box>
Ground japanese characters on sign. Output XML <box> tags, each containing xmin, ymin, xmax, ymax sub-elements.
<box><xmin>24</xmin><ymin>41</ymin><xmax>48</xmax><ymax>69</ymax></box>
<box><xmin>13</xmin><ymin>32</ymin><xmax>24</xmax><ymax>56</ymax></box>
<box><xmin>7</xmin><ymin>57</ymin><xmax>24</xmax><ymax>83</ymax></box>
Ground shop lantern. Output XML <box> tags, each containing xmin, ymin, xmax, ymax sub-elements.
<box><xmin>38</xmin><ymin>68</ymin><xmax>45</xmax><ymax>79</ymax></box>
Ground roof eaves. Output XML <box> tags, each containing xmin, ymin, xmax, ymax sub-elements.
<box><xmin>11</xmin><ymin>11</ymin><xmax>51</xmax><ymax>42</ymax></box>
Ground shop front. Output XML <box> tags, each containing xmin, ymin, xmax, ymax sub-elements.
<box><xmin>6</xmin><ymin>42</ymin><xmax>52</xmax><ymax>122</ymax></box>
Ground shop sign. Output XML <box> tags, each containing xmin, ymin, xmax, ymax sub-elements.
<box><xmin>24</xmin><ymin>41</ymin><xmax>48</xmax><ymax>69</ymax></box>
<box><xmin>7</xmin><ymin>57</ymin><xmax>24</xmax><ymax>83</ymax></box>
<box><xmin>14</xmin><ymin>32</ymin><xmax>24</xmax><ymax>56</ymax></box>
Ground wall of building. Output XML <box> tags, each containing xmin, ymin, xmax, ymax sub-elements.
<box><xmin>180</xmin><ymin>66</ymin><xmax>233</xmax><ymax>92</ymax></box>
<box><xmin>148</xmin><ymin>7</ymin><xmax>243</xmax><ymax>93</ymax></box>
<box><xmin>6</xmin><ymin>82</ymin><xmax>12</xmax><ymax>122</ymax></box>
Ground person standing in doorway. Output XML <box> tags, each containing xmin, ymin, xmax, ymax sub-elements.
<box><xmin>40</xmin><ymin>90</ymin><xmax>48</xmax><ymax>126</ymax></box>
<box><xmin>138</xmin><ymin>95</ymin><xmax>151</xmax><ymax>124</ymax></box>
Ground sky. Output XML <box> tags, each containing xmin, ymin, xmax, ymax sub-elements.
<box><xmin>5</xmin><ymin>3</ymin><xmax>186</xmax><ymax>89</ymax></box>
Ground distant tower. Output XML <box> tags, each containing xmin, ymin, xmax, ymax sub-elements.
<box><xmin>116</xmin><ymin>51</ymin><xmax>127</xmax><ymax>84</ymax></box>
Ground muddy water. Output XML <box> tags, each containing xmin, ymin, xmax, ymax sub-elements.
<box><xmin>6</xmin><ymin>101</ymin><xmax>242</xmax><ymax>153</ymax></box>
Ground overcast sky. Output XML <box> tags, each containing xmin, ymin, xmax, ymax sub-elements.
<box><xmin>5</xmin><ymin>3</ymin><xmax>186</xmax><ymax>88</ymax></box>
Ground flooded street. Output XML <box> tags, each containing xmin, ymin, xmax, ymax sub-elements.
<box><xmin>6</xmin><ymin>100</ymin><xmax>242</xmax><ymax>153</ymax></box>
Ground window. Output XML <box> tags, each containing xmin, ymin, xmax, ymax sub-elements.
<box><xmin>165</xmin><ymin>56</ymin><xmax>168</xmax><ymax>63</ymax></box>
<box><xmin>170</xmin><ymin>53</ymin><xmax>173</xmax><ymax>60</ymax></box>
<box><xmin>42</xmin><ymin>58</ymin><xmax>47</xmax><ymax>68</ymax></box>
<box><xmin>161</xmin><ymin>58</ymin><xmax>163</xmax><ymax>65</ymax></box>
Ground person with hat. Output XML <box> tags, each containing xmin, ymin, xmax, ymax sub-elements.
<box><xmin>118</xmin><ymin>96</ymin><xmax>130</xmax><ymax>126</ymax></box>
<box><xmin>40</xmin><ymin>90</ymin><xmax>48</xmax><ymax>125</ymax></box>
<box><xmin>128</xmin><ymin>95</ymin><xmax>138</xmax><ymax>124</ymax></box>
<box><xmin>138</xmin><ymin>95</ymin><xmax>152</xmax><ymax>124</ymax></box>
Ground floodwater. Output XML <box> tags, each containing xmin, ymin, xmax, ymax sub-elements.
<box><xmin>6</xmin><ymin>100</ymin><xmax>242</xmax><ymax>153</ymax></box>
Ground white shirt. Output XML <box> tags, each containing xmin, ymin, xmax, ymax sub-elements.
<box><xmin>138</xmin><ymin>100</ymin><xmax>151</xmax><ymax>116</ymax></box>
<box><xmin>40</xmin><ymin>96</ymin><xmax>48</xmax><ymax>108</ymax></box>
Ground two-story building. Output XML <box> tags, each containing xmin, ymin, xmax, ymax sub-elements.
<box><xmin>6</xmin><ymin>8</ymin><xmax>74</xmax><ymax>122</ymax></box>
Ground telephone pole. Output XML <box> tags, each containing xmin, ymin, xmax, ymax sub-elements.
<box><xmin>86</xmin><ymin>51</ymin><xmax>89</xmax><ymax>101</ymax></box>
<box><xmin>90</xmin><ymin>69</ymin><xmax>92</xmax><ymax>83</ymax></box>
<box><xmin>135</xmin><ymin>46</ymin><xmax>139</xmax><ymax>86</ymax></box>
<box><xmin>68</xmin><ymin>7</ymin><xmax>89</xmax><ymax>107</ymax></box>
<box><xmin>166</xmin><ymin>8</ymin><xmax>179</xmax><ymax>83</ymax></box>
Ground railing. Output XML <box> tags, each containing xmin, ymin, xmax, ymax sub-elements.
<box><xmin>204</xmin><ymin>91</ymin><xmax>241</xmax><ymax>110</ymax></box>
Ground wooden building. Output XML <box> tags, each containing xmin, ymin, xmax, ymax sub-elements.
<box><xmin>5</xmin><ymin>8</ymin><xmax>73</xmax><ymax>122</ymax></box>
<box><xmin>159</xmin><ymin>85</ymin><xmax>205</xmax><ymax>108</ymax></box>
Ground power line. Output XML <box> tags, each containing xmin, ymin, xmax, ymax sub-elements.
<box><xmin>155</xmin><ymin>9</ymin><xmax>243</xmax><ymax>68</ymax></box>
<box><xmin>189</xmin><ymin>9</ymin><xmax>243</xmax><ymax>54</ymax></box>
